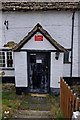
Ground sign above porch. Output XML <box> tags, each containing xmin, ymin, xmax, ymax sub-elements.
<box><xmin>35</xmin><ymin>35</ymin><xmax>43</xmax><ymax>41</ymax></box>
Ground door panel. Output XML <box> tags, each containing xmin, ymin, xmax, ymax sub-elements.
<box><xmin>28</xmin><ymin>52</ymin><xmax>50</xmax><ymax>93</ymax></box>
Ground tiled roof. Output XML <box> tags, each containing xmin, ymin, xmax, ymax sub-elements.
<box><xmin>13</xmin><ymin>23</ymin><xmax>67</xmax><ymax>52</ymax></box>
<box><xmin>2</xmin><ymin>1</ymin><xmax>80</xmax><ymax>11</ymax></box>
<box><xmin>2</xmin><ymin>0</ymin><xmax>80</xmax><ymax>2</ymax></box>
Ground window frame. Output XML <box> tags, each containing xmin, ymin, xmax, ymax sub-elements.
<box><xmin>0</xmin><ymin>51</ymin><xmax>14</xmax><ymax>68</ymax></box>
<box><xmin>7</xmin><ymin>51</ymin><xmax>13</xmax><ymax>67</ymax></box>
<box><xmin>63</xmin><ymin>51</ymin><xmax>71</xmax><ymax>64</ymax></box>
<box><xmin>0</xmin><ymin>51</ymin><xmax>5</xmax><ymax>67</ymax></box>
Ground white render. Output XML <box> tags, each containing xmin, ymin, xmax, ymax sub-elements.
<box><xmin>14</xmin><ymin>52</ymin><xmax>28</xmax><ymax>87</ymax></box>
<box><xmin>0</xmin><ymin>11</ymin><xmax>2</xmax><ymax>48</ymax></box>
<box><xmin>78</xmin><ymin>11</ymin><xmax>80</xmax><ymax>76</ymax></box>
<box><xmin>63</xmin><ymin>64</ymin><xmax>70</xmax><ymax>77</ymax></box>
<box><xmin>0</xmin><ymin>9</ymin><xmax>80</xmax><ymax>91</ymax></box>
<box><xmin>2</xmin><ymin>11</ymin><xmax>79</xmax><ymax>77</ymax></box>
<box><xmin>2</xmin><ymin>11</ymin><xmax>72</xmax><ymax>48</ymax></box>
<box><xmin>50</xmin><ymin>52</ymin><xmax>63</xmax><ymax>88</ymax></box>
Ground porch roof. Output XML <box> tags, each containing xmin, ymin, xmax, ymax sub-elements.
<box><xmin>13</xmin><ymin>23</ymin><xmax>67</xmax><ymax>52</ymax></box>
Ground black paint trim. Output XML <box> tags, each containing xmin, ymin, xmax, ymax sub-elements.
<box><xmin>16</xmin><ymin>87</ymin><xmax>28</xmax><ymax>95</ymax></box>
<box><xmin>0</xmin><ymin>68</ymin><xmax>14</xmax><ymax>70</ymax></box>
<box><xmin>16</xmin><ymin>49</ymin><xmax>64</xmax><ymax>53</ymax></box>
<box><xmin>50</xmin><ymin>88</ymin><xmax>60</xmax><ymax>96</ymax></box>
<box><xmin>0</xmin><ymin>49</ymin><xmax>12</xmax><ymax>51</ymax></box>
<box><xmin>63</xmin><ymin>62</ymin><xmax>71</xmax><ymax>64</ymax></box>
<box><xmin>15</xmin><ymin>87</ymin><xmax>60</xmax><ymax>95</ymax></box>
<box><xmin>1</xmin><ymin>76</ymin><xmax>15</xmax><ymax>83</ymax></box>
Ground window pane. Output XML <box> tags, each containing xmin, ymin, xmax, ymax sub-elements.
<box><xmin>7</xmin><ymin>60</ymin><xmax>13</xmax><ymax>67</ymax></box>
<box><xmin>7</xmin><ymin>52</ymin><xmax>9</xmax><ymax>56</ymax></box>
<box><xmin>7</xmin><ymin>52</ymin><xmax>13</xmax><ymax>67</ymax></box>
<box><xmin>3</xmin><ymin>55</ymin><xmax>5</xmax><ymax>59</ymax></box>
<box><xmin>0</xmin><ymin>64</ymin><xmax>3</xmax><ymax>67</ymax></box>
<box><xmin>0</xmin><ymin>56</ymin><xmax>2</xmax><ymax>59</ymax></box>
<box><xmin>10</xmin><ymin>55</ymin><xmax>12</xmax><ymax>59</ymax></box>
<box><xmin>0</xmin><ymin>60</ymin><xmax>3</xmax><ymax>63</ymax></box>
<box><xmin>64</xmin><ymin>52</ymin><xmax>69</xmax><ymax>63</ymax></box>
<box><xmin>0</xmin><ymin>52</ymin><xmax>5</xmax><ymax>67</ymax></box>
<box><xmin>3</xmin><ymin>64</ymin><xmax>5</xmax><ymax>67</ymax></box>
<box><xmin>10</xmin><ymin>52</ymin><xmax>12</xmax><ymax>56</ymax></box>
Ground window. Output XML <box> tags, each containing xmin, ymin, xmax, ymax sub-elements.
<box><xmin>63</xmin><ymin>51</ymin><xmax>71</xmax><ymax>63</ymax></box>
<box><xmin>7</xmin><ymin>52</ymin><xmax>13</xmax><ymax>67</ymax></box>
<box><xmin>0</xmin><ymin>52</ymin><xmax>5</xmax><ymax>67</ymax></box>
<box><xmin>0</xmin><ymin>51</ymin><xmax>13</xmax><ymax>68</ymax></box>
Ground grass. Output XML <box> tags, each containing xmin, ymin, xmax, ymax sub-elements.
<box><xmin>2</xmin><ymin>83</ymin><xmax>64</xmax><ymax>119</ymax></box>
<box><xmin>2</xmin><ymin>83</ymin><xmax>24</xmax><ymax>120</ymax></box>
<box><xmin>0</xmin><ymin>82</ymin><xmax>2</xmax><ymax>120</ymax></box>
<box><xmin>50</xmin><ymin>95</ymin><xmax>64</xmax><ymax>119</ymax></box>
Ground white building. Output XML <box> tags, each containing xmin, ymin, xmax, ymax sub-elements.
<box><xmin>0</xmin><ymin>0</ymin><xmax>80</xmax><ymax>94</ymax></box>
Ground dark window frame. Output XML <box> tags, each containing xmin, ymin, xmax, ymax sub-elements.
<box><xmin>63</xmin><ymin>51</ymin><xmax>71</xmax><ymax>64</ymax></box>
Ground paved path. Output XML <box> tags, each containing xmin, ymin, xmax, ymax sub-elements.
<box><xmin>11</xmin><ymin>94</ymin><xmax>54</xmax><ymax>120</ymax></box>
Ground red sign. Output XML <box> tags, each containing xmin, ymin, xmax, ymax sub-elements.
<box><xmin>35</xmin><ymin>35</ymin><xmax>43</xmax><ymax>41</ymax></box>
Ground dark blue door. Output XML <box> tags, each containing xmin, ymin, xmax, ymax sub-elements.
<box><xmin>28</xmin><ymin>52</ymin><xmax>50</xmax><ymax>93</ymax></box>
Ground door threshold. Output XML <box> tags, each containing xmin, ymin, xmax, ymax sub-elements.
<box><xmin>30</xmin><ymin>93</ymin><xmax>49</xmax><ymax>97</ymax></box>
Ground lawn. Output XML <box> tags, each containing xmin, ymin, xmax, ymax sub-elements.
<box><xmin>2</xmin><ymin>83</ymin><xmax>24</xmax><ymax>120</ymax></box>
<box><xmin>2</xmin><ymin>83</ymin><xmax>63</xmax><ymax>120</ymax></box>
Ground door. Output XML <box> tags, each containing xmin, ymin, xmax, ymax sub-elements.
<box><xmin>28</xmin><ymin>52</ymin><xmax>50</xmax><ymax>93</ymax></box>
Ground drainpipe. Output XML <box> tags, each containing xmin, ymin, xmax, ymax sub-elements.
<box><xmin>70</xmin><ymin>11</ymin><xmax>75</xmax><ymax>77</ymax></box>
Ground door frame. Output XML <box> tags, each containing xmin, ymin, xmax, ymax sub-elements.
<box><xmin>27</xmin><ymin>51</ymin><xmax>50</xmax><ymax>93</ymax></box>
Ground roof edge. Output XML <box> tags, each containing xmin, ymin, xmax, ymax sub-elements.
<box><xmin>2</xmin><ymin>2</ymin><xmax>80</xmax><ymax>11</ymax></box>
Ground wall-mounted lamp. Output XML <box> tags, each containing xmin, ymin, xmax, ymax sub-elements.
<box><xmin>4</xmin><ymin>20</ymin><xmax>8</xmax><ymax>30</ymax></box>
<box><xmin>55</xmin><ymin>52</ymin><xmax>60</xmax><ymax>60</ymax></box>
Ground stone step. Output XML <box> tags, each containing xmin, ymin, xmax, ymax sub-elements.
<box><xmin>11</xmin><ymin>118</ymin><xmax>55</xmax><ymax>120</ymax></box>
<box><xmin>13</xmin><ymin>110</ymin><xmax>53</xmax><ymax>119</ymax></box>
<box><xmin>30</xmin><ymin>93</ymin><xmax>49</xmax><ymax>97</ymax></box>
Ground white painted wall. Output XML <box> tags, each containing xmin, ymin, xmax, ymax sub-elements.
<box><xmin>2</xmin><ymin>11</ymin><xmax>72</xmax><ymax>48</ymax></box>
<box><xmin>22</xmin><ymin>33</ymin><xmax>56</xmax><ymax>50</ymax></box>
<box><xmin>2</xmin><ymin>10</ymin><xmax>79</xmax><ymax>77</ymax></box>
<box><xmin>50</xmin><ymin>52</ymin><xmax>63</xmax><ymax>88</ymax></box>
<box><xmin>0</xmin><ymin>69</ymin><xmax>14</xmax><ymax>76</ymax></box>
<box><xmin>63</xmin><ymin>64</ymin><xmax>70</xmax><ymax>77</ymax></box>
<box><xmin>72</xmin><ymin>12</ymin><xmax>78</xmax><ymax>77</ymax></box>
<box><xmin>14</xmin><ymin>52</ymin><xmax>28</xmax><ymax>87</ymax></box>
<box><xmin>0</xmin><ymin>11</ymin><xmax>2</xmax><ymax>48</ymax></box>
<box><xmin>78</xmin><ymin>12</ymin><xmax>80</xmax><ymax>77</ymax></box>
